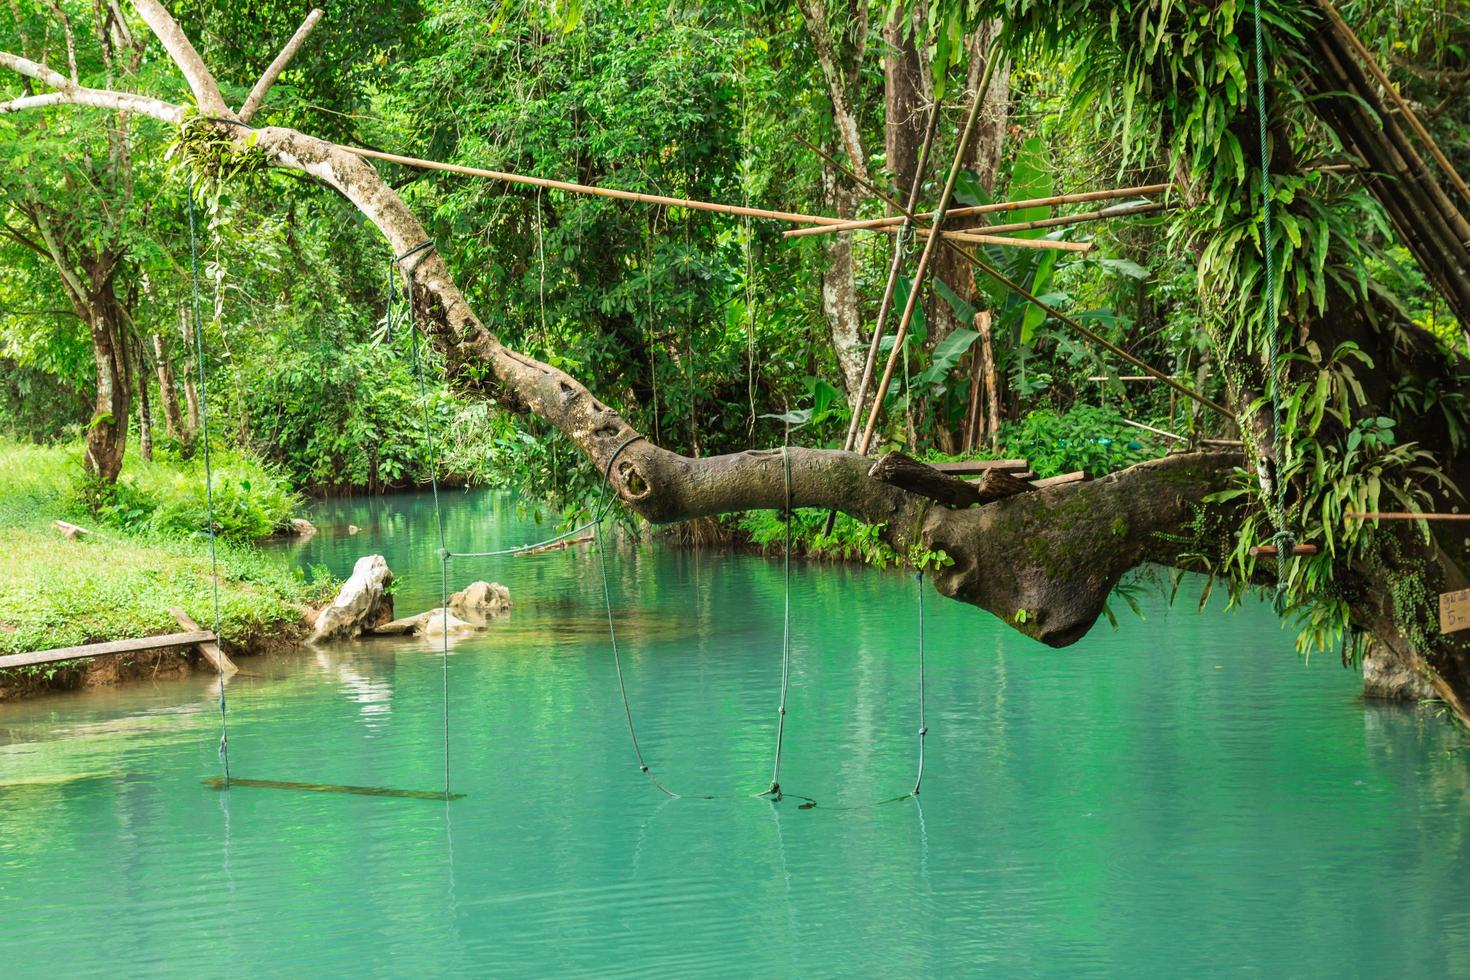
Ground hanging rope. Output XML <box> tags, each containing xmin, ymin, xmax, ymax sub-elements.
<box><xmin>912</xmin><ymin>570</ymin><xmax>927</xmax><ymax>797</ymax></box>
<box><xmin>188</xmin><ymin>182</ymin><xmax>230</xmax><ymax>785</ymax></box>
<box><xmin>395</xmin><ymin>241</ymin><xmax>455</xmax><ymax>800</ymax></box>
<box><xmin>591</xmin><ymin>435</ymin><xmax>683</xmax><ymax>797</ymax></box>
<box><xmin>1252</xmin><ymin>0</ymin><xmax>1294</xmax><ymax>607</ymax></box>
<box><xmin>765</xmin><ymin>445</ymin><xmax>794</xmax><ymax>797</ymax></box>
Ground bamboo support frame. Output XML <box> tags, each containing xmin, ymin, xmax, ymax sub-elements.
<box><xmin>839</xmin><ymin>100</ymin><xmax>944</xmax><ymax>455</ymax></box>
<box><xmin>1319</xmin><ymin>1</ymin><xmax>1470</xmax><ymax>215</ymax></box>
<box><xmin>857</xmin><ymin>51</ymin><xmax>1001</xmax><ymax>455</ymax></box>
<box><xmin>784</xmin><ymin>184</ymin><xmax>1171</xmax><ymax>239</ymax></box>
<box><xmin>342</xmin><ymin>143</ymin><xmax>846</xmax><ymax>227</ymax></box>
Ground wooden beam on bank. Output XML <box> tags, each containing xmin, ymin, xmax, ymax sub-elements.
<box><xmin>169</xmin><ymin>606</ymin><xmax>238</xmax><ymax>675</ymax></box>
<box><xmin>0</xmin><ymin>631</ymin><xmax>217</xmax><ymax>671</ymax></box>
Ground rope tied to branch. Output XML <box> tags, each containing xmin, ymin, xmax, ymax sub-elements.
<box><xmin>1252</xmin><ymin>0</ymin><xmax>1296</xmax><ymax>610</ymax></box>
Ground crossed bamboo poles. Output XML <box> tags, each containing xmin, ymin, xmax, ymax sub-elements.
<box><xmin>332</xmin><ymin>48</ymin><xmax>1204</xmax><ymax>441</ymax></box>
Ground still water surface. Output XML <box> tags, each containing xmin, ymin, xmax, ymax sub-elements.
<box><xmin>3</xmin><ymin>490</ymin><xmax>1470</xmax><ymax>976</ymax></box>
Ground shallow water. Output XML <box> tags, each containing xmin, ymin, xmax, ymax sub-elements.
<box><xmin>3</xmin><ymin>489</ymin><xmax>1469</xmax><ymax>977</ymax></box>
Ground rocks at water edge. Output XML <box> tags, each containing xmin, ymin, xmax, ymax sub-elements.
<box><xmin>290</xmin><ymin>517</ymin><xmax>318</xmax><ymax>537</ymax></box>
<box><xmin>371</xmin><ymin>581</ymin><xmax>512</xmax><ymax>638</ymax></box>
<box><xmin>310</xmin><ymin>555</ymin><xmax>395</xmax><ymax>641</ymax></box>
<box><xmin>447</xmin><ymin>581</ymin><xmax>512</xmax><ymax>623</ymax></box>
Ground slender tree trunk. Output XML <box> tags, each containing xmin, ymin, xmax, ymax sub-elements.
<box><xmin>179</xmin><ymin>302</ymin><xmax>201</xmax><ymax>443</ymax></box>
<box><xmin>135</xmin><ymin>335</ymin><xmax>153</xmax><ymax>462</ymax></box>
<box><xmin>151</xmin><ymin>332</ymin><xmax>183</xmax><ymax>440</ymax></box>
<box><xmin>819</xmin><ymin>173</ymin><xmax>867</xmax><ymax>399</ymax></box>
<box><xmin>82</xmin><ymin>290</ymin><xmax>131</xmax><ymax>483</ymax></box>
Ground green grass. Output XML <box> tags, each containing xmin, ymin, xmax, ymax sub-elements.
<box><xmin>0</xmin><ymin>442</ymin><xmax>329</xmax><ymax>665</ymax></box>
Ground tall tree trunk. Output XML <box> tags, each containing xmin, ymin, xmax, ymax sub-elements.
<box><xmin>885</xmin><ymin>19</ymin><xmax>1010</xmax><ymax>451</ymax></box>
<box><xmin>800</xmin><ymin>0</ymin><xmax>872</xmax><ymax>403</ymax></box>
<box><xmin>179</xmin><ymin>303</ymin><xmax>201</xmax><ymax>443</ymax></box>
<box><xmin>83</xmin><ymin>290</ymin><xmax>131</xmax><ymax>483</ymax></box>
<box><xmin>819</xmin><ymin>173</ymin><xmax>867</xmax><ymax>399</ymax></box>
<box><xmin>151</xmin><ymin>332</ymin><xmax>183</xmax><ymax>440</ymax></box>
<box><xmin>134</xmin><ymin>335</ymin><xmax>153</xmax><ymax>462</ymax></box>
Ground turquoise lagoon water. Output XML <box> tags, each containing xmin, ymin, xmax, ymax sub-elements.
<box><xmin>2</xmin><ymin>489</ymin><xmax>1469</xmax><ymax>977</ymax></box>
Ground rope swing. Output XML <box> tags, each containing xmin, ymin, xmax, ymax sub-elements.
<box><xmin>1248</xmin><ymin>0</ymin><xmax>1318</xmax><ymax>587</ymax></box>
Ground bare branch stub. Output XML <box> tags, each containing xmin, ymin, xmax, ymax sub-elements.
<box><xmin>238</xmin><ymin>7</ymin><xmax>325</xmax><ymax>124</ymax></box>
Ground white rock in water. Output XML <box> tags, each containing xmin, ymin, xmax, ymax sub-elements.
<box><xmin>447</xmin><ymin>581</ymin><xmax>512</xmax><ymax>624</ymax></box>
<box><xmin>290</xmin><ymin>517</ymin><xmax>318</xmax><ymax>537</ymax></box>
<box><xmin>311</xmin><ymin>555</ymin><xmax>394</xmax><ymax>641</ymax></box>
<box><xmin>418</xmin><ymin>609</ymin><xmax>478</xmax><ymax>637</ymax></box>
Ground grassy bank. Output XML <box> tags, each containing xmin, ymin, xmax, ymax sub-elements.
<box><xmin>0</xmin><ymin>442</ymin><xmax>328</xmax><ymax>671</ymax></box>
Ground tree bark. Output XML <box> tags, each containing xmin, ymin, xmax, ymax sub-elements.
<box><xmin>135</xmin><ymin>334</ymin><xmax>153</xmax><ymax>462</ymax></box>
<box><xmin>151</xmin><ymin>332</ymin><xmax>183</xmax><ymax>440</ymax></box>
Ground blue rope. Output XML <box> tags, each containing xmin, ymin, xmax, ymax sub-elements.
<box><xmin>401</xmin><ymin>264</ymin><xmax>452</xmax><ymax>800</ymax></box>
<box><xmin>1252</xmin><ymin>0</ymin><xmax>1294</xmax><ymax>608</ymax></box>
<box><xmin>188</xmin><ymin>183</ymin><xmax>229</xmax><ymax>784</ymax></box>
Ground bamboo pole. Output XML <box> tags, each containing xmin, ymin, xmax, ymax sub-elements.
<box><xmin>796</xmin><ymin>102</ymin><xmax>1232</xmax><ymax>422</ymax></box>
<box><xmin>341</xmin><ymin>144</ymin><xmax>846</xmax><ymax>227</ymax></box>
<box><xmin>857</xmin><ymin>50</ymin><xmax>1001</xmax><ymax>455</ymax></box>
<box><xmin>839</xmin><ymin>99</ymin><xmax>944</xmax><ymax>456</ymax></box>
<box><xmin>946</xmin><ymin>201</ymin><xmax>1164</xmax><ymax>236</ymax></box>
<box><xmin>1347</xmin><ymin>511</ymin><xmax>1470</xmax><ymax>521</ymax></box>
<box><xmin>1318</xmin><ymin>1</ymin><xmax>1470</xmax><ymax>215</ymax></box>
<box><xmin>935</xmin><ymin>232</ymin><xmax>1093</xmax><ymax>251</ymax></box>
<box><xmin>784</xmin><ymin>183</ymin><xmax>1170</xmax><ymax>239</ymax></box>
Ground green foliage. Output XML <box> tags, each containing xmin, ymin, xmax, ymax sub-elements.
<box><xmin>82</xmin><ymin>446</ymin><xmax>300</xmax><ymax>543</ymax></box>
<box><xmin>997</xmin><ymin>404</ymin><xmax>1156</xmax><ymax>477</ymax></box>
<box><xmin>0</xmin><ymin>441</ymin><xmax>325</xmax><ymax>659</ymax></box>
<box><xmin>738</xmin><ymin>509</ymin><xmax>899</xmax><ymax>567</ymax></box>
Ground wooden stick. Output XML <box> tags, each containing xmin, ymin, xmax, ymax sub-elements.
<box><xmin>238</xmin><ymin>7</ymin><xmax>324</xmax><ymax>123</ymax></box>
<box><xmin>169</xmin><ymin>605</ymin><xmax>238</xmax><ymax>675</ymax></box>
<box><xmin>840</xmin><ymin>98</ymin><xmax>944</xmax><ymax>456</ymax></box>
<box><xmin>858</xmin><ymin>51</ymin><xmax>1002</xmax><ymax>454</ymax></box>
<box><xmin>1121</xmin><ymin>418</ymin><xmax>1187</xmax><ymax>443</ymax></box>
<box><xmin>342</xmin><ymin>144</ymin><xmax>845</xmax><ymax>227</ymax></box>
<box><xmin>935</xmin><ymin>231</ymin><xmax>1093</xmax><ymax>252</ymax></box>
<box><xmin>1347</xmin><ymin>511</ymin><xmax>1470</xmax><ymax>521</ymax></box>
<box><xmin>784</xmin><ymin>183</ymin><xmax>1171</xmax><ymax>239</ymax></box>
<box><xmin>1319</xmin><ymin>1</ymin><xmax>1470</xmax><ymax>215</ymax></box>
<box><xmin>1250</xmin><ymin>544</ymin><xmax>1320</xmax><ymax>556</ymax></box>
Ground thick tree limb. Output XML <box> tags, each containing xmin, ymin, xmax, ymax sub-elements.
<box><xmin>0</xmin><ymin>51</ymin><xmax>184</xmax><ymax>122</ymax></box>
<box><xmin>127</xmin><ymin>0</ymin><xmax>233</xmax><ymax>118</ymax></box>
<box><xmin>238</xmin><ymin>7</ymin><xmax>324</xmax><ymax>124</ymax></box>
<box><xmin>0</xmin><ymin>4</ymin><xmax>1243</xmax><ymax>659</ymax></box>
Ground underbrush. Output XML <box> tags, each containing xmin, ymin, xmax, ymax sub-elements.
<box><xmin>0</xmin><ymin>441</ymin><xmax>328</xmax><ymax>662</ymax></box>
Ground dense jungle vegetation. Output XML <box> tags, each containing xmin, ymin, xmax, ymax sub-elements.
<box><xmin>4</xmin><ymin>0</ymin><xmax>1470</xmax><ymax>709</ymax></box>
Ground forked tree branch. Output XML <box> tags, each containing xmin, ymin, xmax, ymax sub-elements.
<box><xmin>238</xmin><ymin>7</ymin><xmax>324</xmax><ymax>123</ymax></box>
<box><xmin>127</xmin><ymin>0</ymin><xmax>233</xmax><ymax>118</ymax></box>
<box><xmin>0</xmin><ymin>2</ymin><xmax>1241</xmax><ymax>652</ymax></box>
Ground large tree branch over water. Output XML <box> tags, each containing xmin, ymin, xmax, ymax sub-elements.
<box><xmin>0</xmin><ymin>3</ymin><xmax>1244</xmax><ymax>653</ymax></box>
<box><xmin>14</xmin><ymin>1</ymin><xmax>1470</xmax><ymax>726</ymax></box>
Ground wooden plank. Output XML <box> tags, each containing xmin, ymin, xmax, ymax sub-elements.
<box><xmin>1440</xmin><ymin>589</ymin><xmax>1470</xmax><ymax>635</ymax></box>
<box><xmin>0</xmin><ymin>631</ymin><xmax>216</xmax><ymax>671</ymax></box>
<box><xmin>54</xmin><ymin>517</ymin><xmax>89</xmax><ymax>540</ymax></box>
<box><xmin>927</xmin><ymin>459</ymin><xmax>1030</xmax><ymax>475</ymax></box>
<box><xmin>169</xmin><ymin>606</ymin><xmax>238</xmax><ymax>676</ymax></box>
<box><xmin>1030</xmin><ymin>471</ymin><xmax>1090</xmax><ymax>489</ymax></box>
